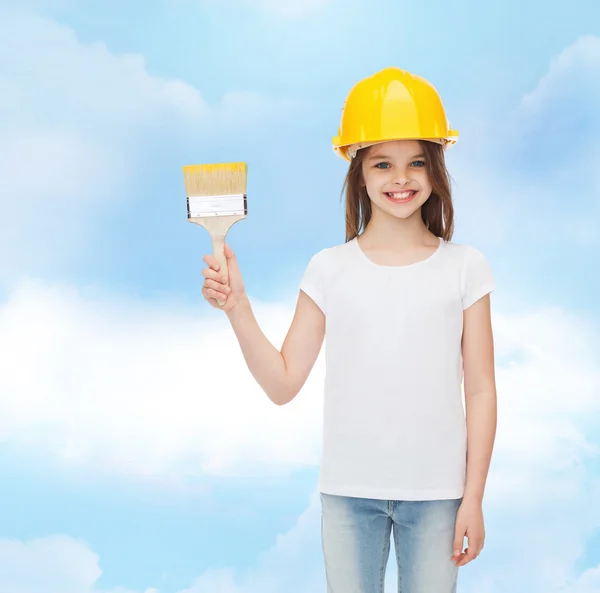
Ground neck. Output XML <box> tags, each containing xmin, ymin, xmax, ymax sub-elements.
<box><xmin>360</xmin><ymin>206</ymin><xmax>434</xmax><ymax>249</ymax></box>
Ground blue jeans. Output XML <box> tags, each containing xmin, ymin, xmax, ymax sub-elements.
<box><xmin>320</xmin><ymin>493</ymin><xmax>463</xmax><ymax>593</ymax></box>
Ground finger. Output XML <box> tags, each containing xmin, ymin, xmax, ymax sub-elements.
<box><xmin>202</xmin><ymin>286</ymin><xmax>222</xmax><ymax>307</ymax></box>
<box><xmin>205</xmin><ymin>279</ymin><xmax>231</xmax><ymax>294</ymax></box>
<box><xmin>205</xmin><ymin>287</ymin><xmax>228</xmax><ymax>302</ymax></box>
<box><xmin>224</xmin><ymin>243</ymin><xmax>240</xmax><ymax>276</ymax></box>
<box><xmin>452</xmin><ymin>536</ymin><xmax>464</xmax><ymax>559</ymax></box>
<box><xmin>456</xmin><ymin>554</ymin><xmax>468</xmax><ymax>567</ymax></box>
<box><xmin>202</xmin><ymin>254</ymin><xmax>221</xmax><ymax>272</ymax></box>
<box><xmin>202</xmin><ymin>267</ymin><xmax>227</xmax><ymax>283</ymax></box>
<box><xmin>456</xmin><ymin>547</ymin><xmax>477</xmax><ymax>567</ymax></box>
<box><xmin>202</xmin><ymin>295</ymin><xmax>216</xmax><ymax>309</ymax></box>
<box><xmin>224</xmin><ymin>243</ymin><xmax>235</xmax><ymax>259</ymax></box>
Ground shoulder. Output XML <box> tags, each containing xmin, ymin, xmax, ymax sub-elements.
<box><xmin>443</xmin><ymin>240</ymin><xmax>495</xmax><ymax>307</ymax></box>
<box><xmin>306</xmin><ymin>239</ymin><xmax>356</xmax><ymax>266</ymax></box>
<box><xmin>443</xmin><ymin>239</ymin><xmax>485</xmax><ymax>258</ymax></box>
<box><xmin>301</xmin><ymin>240</ymin><xmax>356</xmax><ymax>296</ymax></box>
<box><xmin>299</xmin><ymin>240</ymin><xmax>354</xmax><ymax>313</ymax></box>
<box><xmin>442</xmin><ymin>240</ymin><xmax>491</xmax><ymax>269</ymax></box>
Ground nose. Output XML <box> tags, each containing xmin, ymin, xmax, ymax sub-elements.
<box><xmin>390</xmin><ymin>165</ymin><xmax>413</xmax><ymax>186</ymax></box>
<box><xmin>392</xmin><ymin>173</ymin><xmax>411</xmax><ymax>187</ymax></box>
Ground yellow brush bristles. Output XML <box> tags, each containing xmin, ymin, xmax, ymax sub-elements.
<box><xmin>182</xmin><ymin>162</ymin><xmax>247</xmax><ymax>197</ymax></box>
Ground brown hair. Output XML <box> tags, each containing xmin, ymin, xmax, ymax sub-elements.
<box><xmin>341</xmin><ymin>140</ymin><xmax>455</xmax><ymax>243</ymax></box>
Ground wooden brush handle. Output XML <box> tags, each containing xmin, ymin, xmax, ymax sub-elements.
<box><xmin>212</xmin><ymin>234</ymin><xmax>228</xmax><ymax>306</ymax></box>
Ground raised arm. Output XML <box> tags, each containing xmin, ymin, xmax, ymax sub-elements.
<box><xmin>202</xmin><ymin>244</ymin><xmax>325</xmax><ymax>405</ymax></box>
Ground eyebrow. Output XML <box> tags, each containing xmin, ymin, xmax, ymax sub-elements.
<box><xmin>367</xmin><ymin>153</ymin><xmax>426</xmax><ymax>161</ymax></box>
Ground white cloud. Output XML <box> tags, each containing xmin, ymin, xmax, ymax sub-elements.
<box><xmin>514</xmin><ymin>34</ymin><xmax>600</xmax><ymax>184</ymax></box>
<box><xmin>0</xmin><ymin>500</ymin><xmax>326</xmax><ymax>593</ymax></box>
<box><xmin>181</xmin><ymin>490</ymin><xmax>325</xmax><ymax>593</ymax></box>
<box><xmin>450</xmin><ymin>35</ymin><xmax>600</xmax><ymax>248</ymax></box>
<box><xmin>0</xmin><ymin>535</ymin><xmax>138</xmax><ymax>593</ymax></box>
<box><xmin>563</xmin><ymin>565</ymin><xmax>600</xmax><ymax>593</ymax></box>
<box><xmin>520</xmin><ymin>35</ymin><xmax>600</xmax><ymax>113</ymax></box>
<box><xmin>0</xmin><ymin>7</ymin><xmax>295</xmax><ymax>285</ymax></box>
<box><xmin>0</xmin><ymin>278</ymin><xmax>324</xmax><ymax>485</ymax></box>
<box><xmin>0</xmin><ymin>13</ymin><xmax>206</xmax><ymax>122</ymax></box>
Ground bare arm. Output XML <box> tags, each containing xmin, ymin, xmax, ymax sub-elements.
<box><xmin>202</xmin><ymin>245</ymin><xmax>325</xmax><ymax>405</ymax></box>
<box><xmin>226</xmin><ymin>291</ymin><xmax>325</xmax><ymax>405</ymax></box>
<box><xmin>462</xmin><ymin>293</ymin><xmax>497</xmax><ymax>504</ymax></box>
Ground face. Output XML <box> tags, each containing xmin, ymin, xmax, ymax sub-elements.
<box><xmin>361</xmin><ymin>140</ymin><xmax>433</xmax><ymax>219</ymax></box>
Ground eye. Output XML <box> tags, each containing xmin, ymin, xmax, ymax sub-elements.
<box><xmin>374</xmin><ymin>162</ymin><xmax>391</xmax><ymax>169</ymax></box>
<box><xmin>411</xmin><ymin>160</ymin><xmax>426</xmax><ymax>167</ymax></box>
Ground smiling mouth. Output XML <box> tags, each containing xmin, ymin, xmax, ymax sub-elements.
<box><xmin>385</xmin><ymin>190</ymin><xmax>417</xmax><ymax>203</ymax></box>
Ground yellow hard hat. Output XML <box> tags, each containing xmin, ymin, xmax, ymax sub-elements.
<box><xmin>332</xmin><ymin>67</ymin><xmax>458</xmax><ymax>161</ymax></box>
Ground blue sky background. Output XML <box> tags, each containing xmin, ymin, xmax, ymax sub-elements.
<box><xmin>0</xmin><ymin>0</ymin><xmax>599</xmax><ymax>592</ymax></box>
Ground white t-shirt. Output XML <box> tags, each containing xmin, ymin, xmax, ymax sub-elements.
<box><xmin>299</xmin><ymin>236</ymin><xmax>495</xmax><ymax>501</ymax></box>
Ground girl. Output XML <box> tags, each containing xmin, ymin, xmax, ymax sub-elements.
<box><xmin>201</xmin><ymin>67</ymin><xmax>497</xmax><ymax>593</ymax></box>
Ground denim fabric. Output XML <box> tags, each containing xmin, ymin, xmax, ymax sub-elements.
<box><xmin>320</xmin><ymin>492</ymin><xmax>462</xmax><ymax>593</ymax></box>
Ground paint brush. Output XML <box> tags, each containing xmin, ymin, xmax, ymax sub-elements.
<box><xmin>182</xmin><ymin>162</ymin><xmax>248</xmax><ymax>306</ymax></box>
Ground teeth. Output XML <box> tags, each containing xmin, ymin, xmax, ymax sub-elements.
<box><xmin>388</xmin><ymin>191</ymin><xmax>414</xmax><ymax>199</ymax></box>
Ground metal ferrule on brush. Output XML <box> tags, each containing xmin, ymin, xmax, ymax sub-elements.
<box><xmin>187</xmin><ymin>194</ymin><xmax>248</xmax><ymax>218</ymax></box>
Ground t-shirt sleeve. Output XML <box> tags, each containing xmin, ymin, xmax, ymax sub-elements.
<box><xmin>461</xmin><ymin>246</ymin><xmax>496</xmax><ymax>310</ymax></box>
<box><xmin>299</xmin><ymin>250</ymin><xmax>327</xmax><ymax>314</ymax></box>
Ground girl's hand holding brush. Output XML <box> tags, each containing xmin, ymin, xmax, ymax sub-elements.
<box><xmin>202</xmin><ymin>243</ymin><xmax>247</xmax><ymax>312</ymax></box>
